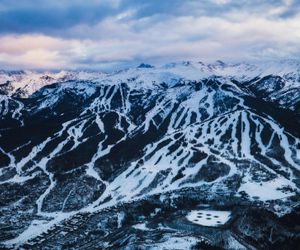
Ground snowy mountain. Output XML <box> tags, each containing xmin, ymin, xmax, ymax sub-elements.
<box><xmin>0</xmin><ymin>60</ymin><xmax>300</xmax><ymax>249</ymax></box>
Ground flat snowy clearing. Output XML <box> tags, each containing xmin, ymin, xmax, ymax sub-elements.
<box><xmin>238</xmin><ymin>177</ymin><xmax>296</xmax><ymax>201</ymax></box>
<box><xmin>186</xmin><ymin>210</ymin><xmax>231</xmax><ymax>227</ymax></box>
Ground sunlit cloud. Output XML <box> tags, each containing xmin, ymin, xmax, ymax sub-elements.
<box><xmin>0</xmin><ymin>0</ymin><xmax>299</xmax><ymax>69</ymax></box>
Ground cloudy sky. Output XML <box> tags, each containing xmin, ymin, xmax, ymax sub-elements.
<box><xmin>0</xmin><ymin>0</ymin><xmax>299</xmax><ymax>70</ymax></box>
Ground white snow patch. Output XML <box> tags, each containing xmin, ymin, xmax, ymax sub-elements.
<box><xmin>186</xmin><ymin>210</ymin><xmax>231</xmax><ymax>227</ymax></box>
<box><xmin>150</xmin><ymin>235</ymin><xmax>201</xmax><ymax>250</ymax></box>
<box><xmin>132</xmin><ymin>223</ymin><xmax>151</xmax><ymax>231</ymax></box>
<box><xmin>117</xmin><ymin>212</ymin><xmax>125</xmax><ymax>228</ymax></box>
<box><xmin>238</xmin><ymin>177</ymin><xmax>295</xmax><ymax>201</ymax></box>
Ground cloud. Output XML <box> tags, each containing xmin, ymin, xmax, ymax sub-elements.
<box><xmin>0</xmin><ymin>0</ymin><xmax>299</xmax><ymax>69</ymax></box>
<box><xmin>0</xmin><ymin>0</ymin><xmax>295</xmax><ymax>35</ymax></box>
<box><xmin>0</xmin><ymin>1</ymin><xmax>122</xmax><ymax>34</ymax></box>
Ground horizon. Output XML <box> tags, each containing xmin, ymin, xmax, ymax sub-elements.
<box><xmin>0</xmin><ymin>0</ymin><xmax>300</xmax><ymax>70</ymax></box>
<box><xmin>1</xmin><ymin>58</ymin><xmax>300</xmax><ymax>73</ymax></box>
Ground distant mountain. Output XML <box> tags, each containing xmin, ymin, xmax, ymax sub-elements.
<box><xmin>0</xmin><ymin>60</ymin><xmax>300</xmax><ymax>249</ymax></box>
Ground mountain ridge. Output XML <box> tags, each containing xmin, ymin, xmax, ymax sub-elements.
<box><xmin>0</xmin><ymin>60</ymin><xmax>299</xmax><ymax>249</ymax></box>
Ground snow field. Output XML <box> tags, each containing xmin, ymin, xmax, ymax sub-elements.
<box><xmin>186</xmin><ymin>210</ymin><xmax>231</xmax><ymax>227</ymax></box>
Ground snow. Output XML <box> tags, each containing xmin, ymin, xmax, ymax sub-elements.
<box><xmin>0</xmin><ymin>70</ymin><xmax>105</xmax><ymax>97</ymax></box>
<box><xmin>1</xmin><ymin>59</ymin><xmax>300</xmax><ymax>247</ymax></box>
<box><xmin>238</xmin><ymin>177</ymin><xmax>296</xmax><ymax>201</ymax></box>
<box><xmin>226</xmin><ymin>235</ymin><xmax>248</xmax><ymax>250</ymax></box>
<box><xmin>150</xmin><ymin>235</ymin><xmax>202</xmax><ymax>250</ymax></box>
<box><xmin>4</xmin><ymin>214</ymin><xmax>73</xmax><ymax>246</ymax></box>
<box><xmin>241</xmin><ymin>112</ymin><xmax>251</xmax><ymax>158</ymax></box>
<box><xmin>0</xmin><ymin>95</ymin><xmax>24</xmax><ymax>124</ymax></box>
<box><xmin>117</xmin><ymin>212</ymin><xmax>125</xmax><ymax>228</ymax></box>
<box><xmin>1</xmin><ymin>59</ymin><xmax>299</xmax><ymax>98</ymax></box>
<box><xmin>132</xmin><ymin>223</ymin><xmax>151</xmax><ymax>231</ymax></box>
<box><xmin>186</xmin><ymin>210</ymin><xmax>231</xmax><ymax>227</ymax></box>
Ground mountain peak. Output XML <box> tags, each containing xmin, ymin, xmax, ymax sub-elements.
<box><xmin>137</xmin><ymin>63</ymin><xmax>154</xmax><ymax>69</ymax></box>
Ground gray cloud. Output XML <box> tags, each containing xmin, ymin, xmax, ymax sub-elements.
<box><xmin>0</xmin><ymin>1</ymin><xmax>121</xmax><ymax>34</ymax></box>
<box><xmin>0</xmin><ymin>0</ymin><xmax>299</xmax><ymax>69</ymax></box>
<box><xmin>0</xmin><ymin>0</ymin><xmax>295</xmax><ymax>35</ymax></box>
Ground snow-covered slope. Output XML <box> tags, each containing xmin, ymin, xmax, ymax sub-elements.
<box><xmin>0</xmin><ymin>70</ymin><xmax>105</xmax><ymax>98</ymax></box>
<box><xmin>0</xmin><ymin>60</ymin><xmax>299</xmax><ymax>249</ymax></box>
<box><xmin>1</xmin><ymin>60</ymin><xmax>299</xmax><ymax>110</ymax></box>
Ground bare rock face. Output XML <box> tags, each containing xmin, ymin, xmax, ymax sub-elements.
<box><xmin>0</xmin><ymin>61</ymin><xmax>300</xmax><ymax>249</ymax></box>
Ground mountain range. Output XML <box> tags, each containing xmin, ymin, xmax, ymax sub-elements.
<box><xmin>0</xmin><ymin>60</ymin><xmax>300</xmax><ymax>249</ymax></box>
